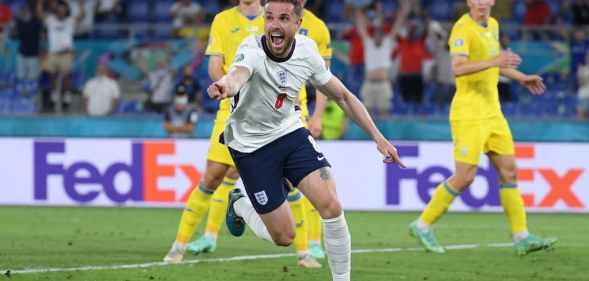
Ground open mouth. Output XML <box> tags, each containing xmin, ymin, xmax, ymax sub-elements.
<box><xmin>269</xmin><ymin>31</ymin><xmax>286</xmax><ymax>49</ymax></box>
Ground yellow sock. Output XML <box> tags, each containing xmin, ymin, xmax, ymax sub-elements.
<box><xmin>204</xmin><ymin>177</ymin><xmax>237</xmax><ymax>237</ymax></box>
<box><xmin>176</xmin><ymin>185</ymin><xmax>214</xmax><ymax>244</ymax></box>
<box><xmin>499</xmin><ymin>184</ymin><xmax>528</xmax><ymax>234</ymax></box>
<box><xmin>288</xmin><ymin>189</ymin><xmax>308</xmax><ymax>255</ymax></box>
<box><xmin>419</xmin><ymin>181</ymin><xmax>458</xmax><ymax>226</ymax></box>
<box><xmin>303</xmin><ymin>196</ymin><xmax>322</xmax><ymax>243</ymax></box>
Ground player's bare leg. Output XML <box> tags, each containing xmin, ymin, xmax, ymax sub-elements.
<box><xmin>297</xmin><ymin>167</ymin><xmax>350</xmax><ymax>281</ymax></box>
<box><xmin>410</xmin><ymin>162</ymin><xmax>477</xmax><ymax>253</ymax></box>
<box><xmin>163</xmin><ymin>160</ymin><xmax>229</xmax><ymax>263</ymax></box>
<box><xmin>488</xmin><ymin>153</ymin><xmax>557</xmax><ymax>255</ymax></box>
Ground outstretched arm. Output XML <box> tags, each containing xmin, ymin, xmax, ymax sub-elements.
<box><xmin>207</xmin><ymin>66</ymin><xmax>251</xmax><ymax>100</ymax></box>
<box><xmin>390</xmin><ymin>0</ymin><xmax>411</xmax><ymax>38</ymax></box>
<box><xmin>501</xmin><ymin>68</ymin><xmax>546</xmax><ymax>95</ymax></box>
<box><xmin>315</xmin><ymin>77</ymin><xmax>405</xmax><ymax>167</ymax></box>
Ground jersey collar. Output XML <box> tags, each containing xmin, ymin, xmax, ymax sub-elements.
<box><xmin>262</xmin><ymin>35</ymin><xmax>296</xmax><ymax>63</ymax></box>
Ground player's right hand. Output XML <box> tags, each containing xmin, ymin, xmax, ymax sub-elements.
<box><xmin>496</xmin><ymin>50</ymin><xmax>522</xmax><ymax>69</ymax></box>
<box><xmin>207</xmin><ymin>82</ymin><xmax>229</xmax><ymax>101</ymax></box>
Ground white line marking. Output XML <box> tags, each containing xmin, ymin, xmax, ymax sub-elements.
<box><xmin>3</xmin><ymin>243</ymin><xmax>512</xmax><ymax>275</ymax></box>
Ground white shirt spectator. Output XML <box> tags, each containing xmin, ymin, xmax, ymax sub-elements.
<box><xmin>170</xmin><ymin>1</ymin><xmax>201</xmax><ymax>29</ymax></box>
<box><xmin>363</xmin><ymin>36</ymin><xmax>396</xmax><ymax>72</ymax></box>
<box><xmin>83</xmin><ymin>75</ymin><xmax>120</xmax><ymax>116</ymax></box>
<box><xmin>97</xmin><ymin>0</ymin><xmax>117</xmax><ymax>13</ymax></box>
<box><xmin>69</xmin><ymin>0</ymin><xmax>97</xmax><ymax>35</ymax></box>
<box><xmin>148</xmin><ymin>68</ymin><xmax>174</xmax><ymax>104</ymax></box>
<box><xmin>45</xmin><ymin>15</ymin><xmax>75</xmax><ymax>53</ymax></box>
<box><xmin>578</xmin><ymin>64</ymin><xmax>589</xmax><ymax>100</ymax></box>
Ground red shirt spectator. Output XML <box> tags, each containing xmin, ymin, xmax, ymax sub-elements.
<box><xmin>524</xmin><ymin>0</ymin><xmax>551</xmax><ymax>25</ymax></box>
<box><xmin>0</xmin><ymin>2</ymin><xmax>12</xmax><ymax>24</ymax></box>
<box><xmin>397</xmin><ymin>37</ymin><xmax>431</xmax><ymax>74</ymax></box>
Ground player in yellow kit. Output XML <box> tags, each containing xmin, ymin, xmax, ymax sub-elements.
<box><xmin>164</xmin><ymin>0</ymin><xmax>331</xmax><ymax>267</ymax></box>
<box><xmin>408</xmin><ymin>0</ymin><xmax>557</xmax><ymax>256</ymax></box>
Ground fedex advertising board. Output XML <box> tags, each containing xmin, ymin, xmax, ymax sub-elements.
<box><xmin>0</xmin><ymin>138</ymin><xmax>587</xmax><ymax>212</ymax></box>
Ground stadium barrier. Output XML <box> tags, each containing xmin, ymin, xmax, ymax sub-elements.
<box><xmin>0</xmin><ymin>138</ymin><xmax>586</xmax><ymax>213</ymax></box>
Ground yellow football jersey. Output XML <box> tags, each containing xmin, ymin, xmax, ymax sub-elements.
<box><xmin>300</xmin><ymin>9</ymin><xmax>333</xmax><ymax>60</ymax></box>
<box><xmin>206</xmin><ymin>7</ymin><xmax>265</xmax><ymax>111</ymax></box>
<box><xmin>448</xmin><ymin>14</ymin><xmax>501</xmax><ymax>121</ymax></box>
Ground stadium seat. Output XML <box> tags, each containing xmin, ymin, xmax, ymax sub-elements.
<box><xmin>153</xmin><ymin>1</ymin><xmax>174</xmax><ymax>22</ymax></box>
<box><xmin>128</xmin><ymin>0</ymin><xmax>151</xmax><ymax>23</ymax></box>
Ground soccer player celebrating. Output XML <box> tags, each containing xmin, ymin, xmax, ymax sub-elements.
<box><xmin>207</xmin><ymin>1</ymin><xmax>404</xmax><ymax>280</ymax></box>
<box><xmin>164</xmin><ymin>0</ymin><xmax>328</xmax><ymax>267</ymax></box>
<box><xmin>408</xmin><ymin>0</ymin><xmax>557</xmax><ymax>255</ymax></box>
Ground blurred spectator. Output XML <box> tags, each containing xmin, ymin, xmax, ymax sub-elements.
<box><xmin>82</xmin><ymin>63</ymin><xmax>120</xmax><ymax>116</ymax></box>
<box><xmin>341</xmin><ymin>26</ymin><xmax>366</xmax><ymax>96</ymax></box>
<box><xmin>524</xmin><ymin>0</ymin><xmax>552</xmax><ymax>25</ymax></box>
<box><xmin>571</xmin><ymin>30</ymin><xmax>589</xmax><ymax>75</ymax></box>
<box><xmin>425</xmin><ymin>20</ymin><xmax>454</xmax><ymax>107</ymax></box>
<box><xmin>577</xmin><ymin>53</ymin><xmax>589</xmax><ymax>120</ymax></box>
<box><xmin>176</xmin><ymin>64</ymin><xmax>202</xmax><ymax>108</ymax></box>
<box><xmin>15</xmin><ymin>3</ymin><xmax>43</xmax><ymax>90</ymax></box>
<box><xmin>145</xmin><ymin>61</ymin><xmax>174</xmax><ymax>113</ymax></box>
<box><xmin>0</xmin><ymin>0</ymin><xmax>12</xmax><ymax>65</ymax></box>
<box><xmin>493</xmin><ymin>0</ymin><xmax>514</xmax><ymax>20</ymax></box>
<box><xmin>397</xmin><ymin>14</ymin><xmax>431</xmax><ymax>104</ymax></box>
<box><xmin>37</xmin><ymin>0</ymin><xmax>85</xmax><ymax>112</ymax></box>
<box><xmin>171</xmin><ymin>0</ymin><xmax>202</xmax><ymax>36</ymax></box>
<box><xmin>320</xmin><ymin>100</ymin><xmax>346</xmax><ymax>140</ymax></box>
<box><xmin>95</xmin><ymin>0</ymin><xmax>124</xmax><ymax>22</ymax></box>
<box><xmin>355</xmin><ymin>3</ymin><xmax>408</xmax><ymax>118</ymax></box>
<box><xmin>571</xmin><ymin>0</ymin><xmax>589</xmax><ymax>26</ymax></box>
<box><xmin>164</xmin><ymin>85</ymin><xmax>198</xmax><ymax>138</ymax></box>
<box><xmin>69</xmin><ymin>0</ymin><xmax>97</xmax><ymax>38</ymax></box>
<box><xmin>498</xmin><ymin>34</ymin><xmax>514</xmax><ymax>103</ymax></box>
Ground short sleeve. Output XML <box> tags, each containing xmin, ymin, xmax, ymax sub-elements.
<box><xmin>205</xmin><ymin>14</ymin><xmax>224</xmax><ymax>56</ymax></box>
<box><xmin>449</xmin><ymin>23</ymin><xmax>470</xmax><ymax>56</ymax></box>
<box><xmin>316</xmin><ymin>21</ymin><xmax>333</xmax><ymax>59</ymax></box>
<box><xmin>308</xmin><ymin>42</ymin><xmax>333</xmax><ymax>86</ymax></box>
<box><xmin>230</xmin><ymin>37</ymin><xmax>260</xmax><ymax>75</ymax></box>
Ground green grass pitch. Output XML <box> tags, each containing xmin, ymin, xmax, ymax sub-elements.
<box><xmin>0</xmin><ymin>207</ymin><xmax>587</xmax><ymax>281</ymax></box>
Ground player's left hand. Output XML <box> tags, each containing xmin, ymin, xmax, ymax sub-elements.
<box><xmin>522</xmin><ymin>75</ymin><xmax>546</xmax><ymax>95</ymax></box>
<box><xmin>376</xmin><ymin>139</ymin><xmax>406</xmax><ymax>168</ymax></box>
<box><xmin>308</xmin><ymin>115</ymin><xmax>322</xmax><ymax>138</ymax></box>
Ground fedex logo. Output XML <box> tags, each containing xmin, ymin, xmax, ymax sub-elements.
<box><xmin>386</xmin><ymin>144</ymin><xmax>585</xmax><ymax>209</ymax></box>
<box><xmin>34</xmin><ymin>141</ymin><xmax>201</xmax><ymax>204</ymax></box>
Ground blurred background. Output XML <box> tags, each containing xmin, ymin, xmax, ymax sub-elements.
<box><xmin>0</xmin><ymin>0</ymin><xmax>587</xmax><ymax>141</ymax></box>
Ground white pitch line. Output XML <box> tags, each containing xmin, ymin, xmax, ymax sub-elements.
<box><xmin>3</xmin><ymin>243</ymin><xmax>512</xmax><ymax>275</ymax></box>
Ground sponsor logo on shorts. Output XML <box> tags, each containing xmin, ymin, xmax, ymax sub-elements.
<box><xmin>254</xmin><ymin>190</ymin><xmax>268</xmax><ymax>206</ymax></box>
<box><xmin>317</xmin><ymin>155</ymin><xmax>325</xmax><ymax>161</ymax></box>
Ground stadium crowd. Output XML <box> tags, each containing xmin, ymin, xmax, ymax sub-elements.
<box><xmin>0</xmin><ymin>0</ymin><xmax>588</xmax><ymax>131</ymax></box>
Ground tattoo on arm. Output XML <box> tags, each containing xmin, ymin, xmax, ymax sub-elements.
<box><xmin>319</xmin><ymin>167</ymin><xmax>331</xmax><ymax>181</ymax></box>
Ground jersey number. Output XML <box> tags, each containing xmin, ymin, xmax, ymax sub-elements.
<box><xmin>275</xmin><ymin>93</ymin><xmax>287</xmax><ymax>110</ymax></box>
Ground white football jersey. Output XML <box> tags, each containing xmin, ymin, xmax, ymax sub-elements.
<box><xmin>224</xmin><ymin>34</ymin><xmax>333</xmax><ymax>153</ymax></box>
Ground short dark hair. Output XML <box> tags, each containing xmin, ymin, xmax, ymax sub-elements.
<box><xmin>264</xmin><ymin>0</ymin><xmax>303</xmax><ymax>18</ymax></box>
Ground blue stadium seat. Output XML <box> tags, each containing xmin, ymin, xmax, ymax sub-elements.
<box><xmin>153</xmin><ymin>1</ymin><xmax>174</xmax><ymax>22</ymax></box>
<box><xmin>128</xmin><ymin>0</ymin><xmax>151</xmax><ymax>23</ymax></box>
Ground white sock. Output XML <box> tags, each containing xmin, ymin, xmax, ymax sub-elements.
<box><xmin>323</xmin><ymin>213</ymin><xmax>351</xmax><ymax>281</ymax></box>
<box><xmin>417</xmin><ymin>219</ymin><xmax>431</xmax><ymax>231</ymax></box>
<box><xmin>234</xmin><ymin>197</ymin><xmax>274</xmax><ymax>243</ymax></box>
<box><xmin>513</xmin><ymin>231</ymin><xmax>530</xmax><ymax>242</ymax></box>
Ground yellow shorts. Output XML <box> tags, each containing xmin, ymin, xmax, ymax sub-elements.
<box><xmin>206</xmin><ymin>101</ymin><xmax>310</xmax><ymax>166</ymax></box>
<box><xmin>207</xmin><ymin>108</ymin><xmax>234</xmax><ymax>166</ymax></box>
<box><xmin>450</xmin><ymin>116</ymin><xmax>515</xmax><ymax>165</ymax></box>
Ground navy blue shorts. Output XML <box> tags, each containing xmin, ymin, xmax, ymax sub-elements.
<box><xmin>228</xmin><ymin>128</ymin><xmax>330</xmax><ymax>214</ymax></box>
